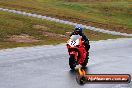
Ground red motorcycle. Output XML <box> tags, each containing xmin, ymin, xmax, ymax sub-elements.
<box><xmin>66</xmin><ymin>35</ymin><xmax>88</xmax><ymax>70</ymax></box>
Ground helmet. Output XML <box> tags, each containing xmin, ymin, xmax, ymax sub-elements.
<box><xmin>74</xmin><ymin>25</ymin><xmax>83</xmax><ymax>35</ymax></box>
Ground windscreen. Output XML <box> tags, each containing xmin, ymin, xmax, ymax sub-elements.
<box><xmin>70</xmin><ymin>35</ymin><xmax>81</xmax><ymax>41</ymax></box>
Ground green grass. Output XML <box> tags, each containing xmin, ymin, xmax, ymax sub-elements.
<box><xmin>0</xmin><ymin>11</ymin><xmax>71</xmax><ymax>49</ymax></box>
<box><xmin>0</xmin><ymin>11</ymin><xmax>130</xmax><ymax>49</ymax></box>
<box><xmin>0</xmin><ymin>0</ymin><xmax>131</xmax><ymax>33</ymax></box>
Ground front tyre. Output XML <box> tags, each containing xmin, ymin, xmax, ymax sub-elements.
<box><xmin>69</xmin><ymin>54</ymin><xmax>76</xmax><ymax>70</ymax></box>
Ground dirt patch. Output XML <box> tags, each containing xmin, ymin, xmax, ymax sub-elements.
<box><xmin>33</xmin><ymin>24</ymin><xmax>69</xmax><ymax>38</ymax></box>
<box><xmin>7</xmin><ymin>34</ymin><xmax>40</xmax><ymax>43</ymax></box>
<box><xmin>33</xmin><ymin>25</ymin><xmax>49</xmax><ymax>31</ymax></box>
<box><xmin>65</xmin><ymin>32</ymin><xmax>71</xmax><ymax>36</ymax></box>
<box><xmin>43</xmin><ymin>32</ymin><xmax>68</xmax><ymax>38</ymax></box>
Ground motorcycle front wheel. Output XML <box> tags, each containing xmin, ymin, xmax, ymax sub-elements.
<box><xmin>69</xmin><ymin>54</ymin><xmax>76</xmax><ymax>70</ymax></box>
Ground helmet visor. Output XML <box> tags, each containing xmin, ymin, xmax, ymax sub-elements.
<box><xmin>75</xmin><ymin>28</ymin><xmax>82</xmax><ymax>34</ymax></box>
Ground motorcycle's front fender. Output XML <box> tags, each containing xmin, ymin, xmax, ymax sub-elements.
<box><xmin>69</xmin><ymin>51</ymin><xmax>77</xmax><ymax>60</ymax></box>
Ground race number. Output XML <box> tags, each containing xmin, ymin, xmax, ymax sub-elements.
<box><xmin>71</xmin><ymin>41</ymin><xmax>76</xmax><ymax>45</ymax></box>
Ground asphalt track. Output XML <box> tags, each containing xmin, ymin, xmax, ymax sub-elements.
<box><xmin>0</xmin><ymin>38</ymin><xmax>132</xmax><ymax>88</ymax></box>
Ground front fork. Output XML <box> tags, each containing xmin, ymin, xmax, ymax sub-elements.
<box><xmin>69</xmin><ymin>51</ymin><xmax>78</xmax><ymax>62</ymax></box>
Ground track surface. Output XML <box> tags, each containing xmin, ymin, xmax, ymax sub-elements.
<box><xmin>0</xmin><ymin>38</ymin><xmax>132</xmax><ymax>88</ymax></box>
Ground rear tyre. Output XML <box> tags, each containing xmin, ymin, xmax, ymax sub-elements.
<box><xmin>79</xmin><ymin>76</ymin><xmax>86</xmax><ymax>85</ymax></box>
<box><xmin>76</xmin><ymin>73</ymin><xmax>86</xmax><ymax>85</ymax></box>
<box><xmin>69</xmin><ymin>55</ymin><xmax>76</xmax><ymax>70</ymax></box>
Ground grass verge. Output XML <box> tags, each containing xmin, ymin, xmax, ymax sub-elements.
<box><xmin>0</xmin><ymin>11</ymin><xmax>130</xmax><ymax>49</ymax></box>
<box><xmin>0</xmin><ymin>0</ymin><xmax>131</xmax><ymax>33</ymax></box>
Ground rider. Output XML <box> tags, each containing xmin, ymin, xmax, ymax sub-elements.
<box><xmin>70</xmin><ymin>25</ymin><xmax>90</xmax><ymax>60</ymax></box>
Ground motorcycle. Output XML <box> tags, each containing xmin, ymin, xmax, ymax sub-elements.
<box><xmin>66</xmin><ymin>35</ymin><xmax>88</xmax><ymax>70</ymax></box>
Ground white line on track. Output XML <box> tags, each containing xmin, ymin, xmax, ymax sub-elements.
<box><xmin>0</xmin><ymin>8</ymin><xmax>132</xmax><ymax>36</ymax></box>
